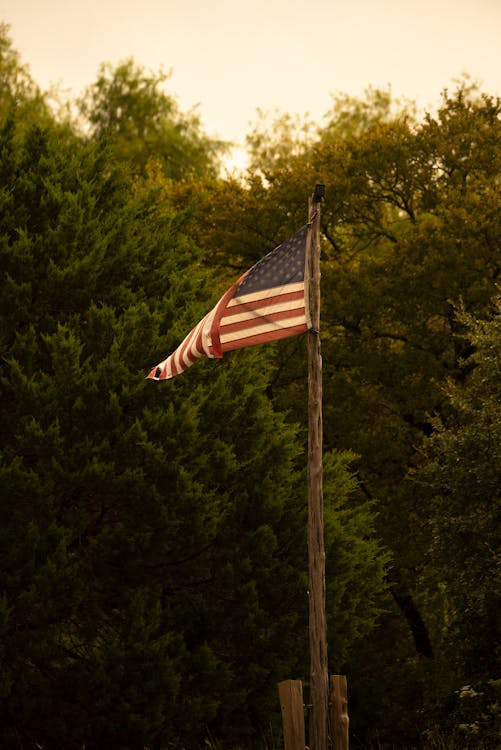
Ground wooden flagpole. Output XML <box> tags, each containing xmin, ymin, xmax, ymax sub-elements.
<box><xmin>305</xmin><ymin>184</ymin><xmax>329</xmax><ymax>750</ymax></box>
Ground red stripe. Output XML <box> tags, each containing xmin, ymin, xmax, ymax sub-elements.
<box><xmin>225</xmin><ymin>289</ymin><xmax>304</xmax><ymax>317</ymax></box>
<box><xmin>221</xmin><ymin>323</ymin><xmax>308</xmax><ymax>353</ymax></box>
<box><xmin>209</xmin><ymin>278</ymin><xmax>244</xmax><ymax>357</ymax></box>
<box><xmin>220</xmin><ymin>306</ymin><xmax>306</xmax><ymax>335</ymax></box>
<box><xmin>192</xmin><ymin>324</ymin><xmax>205</xmax><ymax>360</ymax></box>
<box><xmin>178</xmin><ymin>328</ymin><xmax>200</xmax><ymax>366</ymax></box>
<box><xmin>169</xmin><ymin>314</ymin><xmax>208</xmax><ymax>376</ymax></box>
<box><xmin>168</xmin><ymin>357</ymin><xmax>180</xmax><ymax>378</ymax></box>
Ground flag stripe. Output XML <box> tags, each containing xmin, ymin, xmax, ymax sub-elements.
<box><xmin>182</xmin><ymin>318</ymin><xmax>207</xmax><ymax>363</ymax></box>
<box><xmin>223</xmin><ymin>289</ymin><xmax>305</xmax><ymax>319</ymax></box>
<box><xmin>221</xmin><ymin>322</ymin><xmax>308</xmax><ymax>352</ymax></box>
<box><xmin>226</xmin><ymin>282</ymin><xmax>305</xmax><ymax>307</ymax></box>
<box><xmin>219</xmin><ymin>309</ymin><xmax>306</xmax><ymax>339</ymax></box>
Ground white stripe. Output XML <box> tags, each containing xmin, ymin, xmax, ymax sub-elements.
<box><xmin>220</xmin><ymin>298</ymin><xmax>306</xmax><ymax>326</ymax></box>
<box><xmin>219</xmin><ymin>314</ymin><xmax>307</xmax><ymax>344</ymax></box>
<box><xmin>182</xmin><ymin>317</ymin><xmax>207</xmax><ymax>366</ymax></box>
<box><xmin>227</xmin><ymin>281</ymin><xmax>304</xmax><ymax>307</ymax></box>
<box><xmin>201</xmin><ymin>306</ymin><xmax>218</xmax><ymax>358</ymax></box>
<box><xmin>173</xmin><ymin>329</ymin><xmax>192</xmax><ymax>372</ymax></box>
<box><xmin>180</xmin><ymin>329</ymin><xmax>199</xmax><ymax>368</ymax></box>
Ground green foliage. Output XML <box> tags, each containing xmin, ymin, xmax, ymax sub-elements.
<box><xmin>417</xmin><ymin>304</ymin><xmax>501</xmax><ymax>748</ymax></box>
<box><xmin>78</xmin><ymin>58</ymin><xmax>228</xmax><ymax>179</ymax></box>
<box><xmin>3</xmin><ymin>28</ymin><xmax>500</xmax><ymax>747</ymax></box>
<box><xmin>190</xmin><ymin>82</ymin><xmax>501</xmax><ymax>746</ymax></box>
<box><xmin>0</xmin><ymin>88</ymin><xmax>387</xmax><ymax>748</ymax></box>
<box><xmin>0</xmin><ymin>23</ymin><xmax>54</xmax><ymax>132</ymax></box>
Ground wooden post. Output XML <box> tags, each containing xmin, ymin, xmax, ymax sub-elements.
<box><xmin>278</xmin><ymin>680</ymin><xmax>306</xmax><ymax>750</ymax></box>
<box><xmin>306</xmin><ymin>185</ymin><xmax>329</xmax><ymax>750</ymax></box>
<box><xmin>330</xmin><ymin>675</ymin><xmax>349</xmax><ymax>750</ymax></box>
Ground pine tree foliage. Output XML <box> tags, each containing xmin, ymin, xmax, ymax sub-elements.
<box><xmin>7</xmin><ymin>22</ymin><xmax>500</xmax><ymax>746</ymax></box>
<box><xmin>0</xmin><ymin>63</ymin><xmax>387</xmax><ymax>747</ymax></box>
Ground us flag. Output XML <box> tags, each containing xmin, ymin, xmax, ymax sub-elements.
<box><xmin>147</xmin><ymin>225</ymin><xmax>309</xmax><ymax>380</ymax></box>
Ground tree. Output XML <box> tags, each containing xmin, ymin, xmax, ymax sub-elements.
<box><xmin>418</xmin><ymin>303</ymin><xmax>501</xmax><ymax>748</ymax></box>
<box><xmin>187</xmin><ymin>82</ymin><xmax>501</xmax><ymax>745</ymax></box>
<box><xmin>0</xmin><ymin>92</ymin><xmax>388</xmax><ymax>748</ymax></box>
<box><xmin>78</xmin><ymin>58</ymin><xmax>227</xmax><ymax>179</ymax></box>
<box><xmin>0</xmin><ymin>23</ymin><xmax>54</xmax><ymax>130</ymax></box>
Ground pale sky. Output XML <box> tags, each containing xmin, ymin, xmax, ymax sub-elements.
<box><xmin>2</xmin><ymin>0</ymin><xmax>501</xmax><ymax>162</ymax></box>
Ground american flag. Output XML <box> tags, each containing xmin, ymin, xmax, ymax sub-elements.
<box><xmin>147</xmin><ymin>225</ymin><xmax>309</xmax><ymax>380</ymax></box>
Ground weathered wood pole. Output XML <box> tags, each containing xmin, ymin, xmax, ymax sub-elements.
<box><xmin>330</xmin><ymin>675</ymin><xmax>349</xmax><ymax>750</ymax></box>
<box><xmin>278</xmin><ymin>679</ymin><xmax>306</xmax><ymax>750</ymax></box>
<box><xmin>306</xmin><ymin>184</ymin><xmax>329</xmax><ymax>750</ymax></box>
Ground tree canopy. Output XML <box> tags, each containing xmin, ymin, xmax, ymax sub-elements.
<box><xmin>0</xmin><ymin>23</ymin><xmax>500</xmax><ymax>750</ymax></box>
<box><xmin>78</xmin><ymin>58</ymin><xmax>228</xmax><ymax>179</ymax></box>
<box><xmin>0</xmin><ymin>26</ymin><xmax>388</xmax><ymax>749</ymax></box>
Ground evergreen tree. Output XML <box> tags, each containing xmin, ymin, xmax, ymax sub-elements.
<box><xmin>0</xmin><ymin>87</ymin><xmax>388</xmax><ymax>747</ymax></box>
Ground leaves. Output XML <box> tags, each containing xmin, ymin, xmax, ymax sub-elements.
<box><xmin>78</xmin><ymin>58</ymin><xmax>228</xmax><ymax>179</ymax></box>
<box><xmin>0</xmin><ymin>85</ymin><xmax>388</xmax><ymax>747</ymax></box>
<box><xmin>2</xmin><ymin>27</ymin><xmax>500</xmax><ymax>747</ymax></box>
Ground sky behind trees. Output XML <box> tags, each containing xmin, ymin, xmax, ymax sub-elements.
<box><xmin>3</xmin><ymin>0</ymin><xmax>501</xmax><ymax>167</ymax></box>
